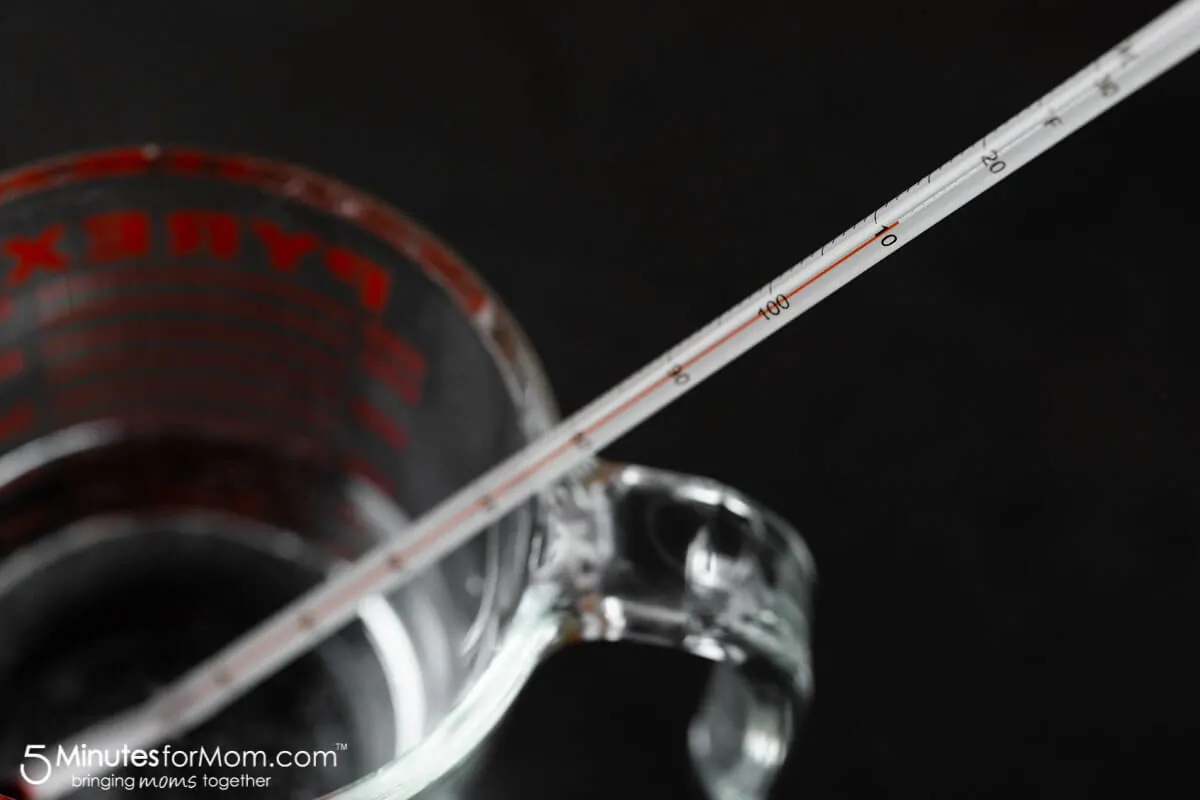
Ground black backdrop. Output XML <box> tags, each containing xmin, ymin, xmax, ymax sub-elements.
<box><xmin>3</xmin><ymin>1</ymin><xmax>1199</xmax><ymax>797</ymax></box>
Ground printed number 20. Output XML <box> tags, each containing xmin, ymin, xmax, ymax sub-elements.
<box><xmin>981</xmin><ymin>149</ymin><xmax>1006</xmax><ymax>174</ymax></box>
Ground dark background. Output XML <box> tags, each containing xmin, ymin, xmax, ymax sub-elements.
<box><xmin>3</xmin><ymin>1</ymin><xmax>1198</xmax><ymax>797</ymax></box>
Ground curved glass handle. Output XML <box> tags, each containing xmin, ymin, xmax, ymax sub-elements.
<box><xmin>544</xmin><ymin>462</ymin><xmax>817</xmax><ymax>800</ymax></box>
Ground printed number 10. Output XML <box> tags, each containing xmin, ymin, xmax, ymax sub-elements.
<box><xmin>758</xmin><ymin>294</ymin><xmax>791</xmax><ymax>321</ymax></box>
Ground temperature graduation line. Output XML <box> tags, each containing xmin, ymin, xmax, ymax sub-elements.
<box><xmin>15</xmin><ymin>2</ymin><xmax>1200</xmax><ymax>798</ymax></box>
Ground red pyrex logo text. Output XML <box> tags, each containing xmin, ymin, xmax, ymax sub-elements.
<box><xmin>0</xmin><ymin>210</ymin><xmax>391</xmax><ymax>314</ymax></box>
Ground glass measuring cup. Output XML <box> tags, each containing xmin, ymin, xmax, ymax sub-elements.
<box><xmin>0</xmin><ymin>147</ymin><xmax>815</xmax><ymax>800</ymax></box>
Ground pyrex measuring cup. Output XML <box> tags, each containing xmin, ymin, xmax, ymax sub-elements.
<box><xmin>0</xmin><ymin>147</ymin><xmax>815</xmax><ymax>800</ymax></box>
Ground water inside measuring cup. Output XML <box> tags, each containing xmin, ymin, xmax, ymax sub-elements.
<box><xmin>0</xmin><ymin>431</ymin><xmax>489</xmax><ymax>799</ymax></box>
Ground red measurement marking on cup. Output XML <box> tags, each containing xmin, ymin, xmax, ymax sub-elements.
<box><xmin>360</xmin><ymin>357</ymin><xmax>422</xmax><ymax>407</ymax></box>
<box><xmin>363</xmin><ymin>322</ymin><xmax>426</xmax><ymax>377</ymax></box>
<box><xmin>362</xmin><ymin>323</ymin><xmax>427</xmax><ymax>406</ymax></box>
<box><xmin>41</xmin><ymin>319</ymin><xmax>348</xmax><ymax>378</ymax></box>
<box><xmin>34</xmin><ymin>266</ymin><xmax>426</xmax><ymax>408</ymax></box>
<box><xmin>37</xmin><ymin>301</ymin><xmax>423</xmax><ymax>410</ymax></box>
<box><xmin>53</xmin><ymin>376</ymin><xmax>332</xmax><ymax>431</ymax></box>
<box><xmin>36</xmin><ymin>263</ymin><xmax>357</xmax><ymax>329</ymax></box>
<box><xmin>37</xmin><ymin>292</ymin><xmax>354</xmax><ymax>350</ymax></box>
<box><xmin>62</xmin><ymin>408</ymin><xmax>331</xmax><ymax>462</ymax></box>
<box><xmin>352</xmin><ymin>400</ymin><xmax>408</xmax><ymax>451</ymax></box>
<box><xmin>44</xmin><ymin>347</ymin><xmax>343</xmax><ymax>402</ymax></box>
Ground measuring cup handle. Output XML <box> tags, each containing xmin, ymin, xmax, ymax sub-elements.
<box><xmin>549</xmin><ymin>462</ymin><xmax>816</xmax><ymax>800</ymax></box>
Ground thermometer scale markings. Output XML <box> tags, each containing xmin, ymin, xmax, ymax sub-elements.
<box><xmin>16</xmin><ymin>1</ymin><xmax>1200</xmax><ymax>797</ymax></box>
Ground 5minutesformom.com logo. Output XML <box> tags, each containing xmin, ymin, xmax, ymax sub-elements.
<box><xmin>17</xmin><ymin>743</ymin><xmax>341</xmax><ymax>793</ymax></box>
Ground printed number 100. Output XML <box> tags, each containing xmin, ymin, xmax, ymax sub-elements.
<box><xmin>758</xmin><ymin>294</ymin><xmax>790</xmax><ymax>321</ymax></box>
